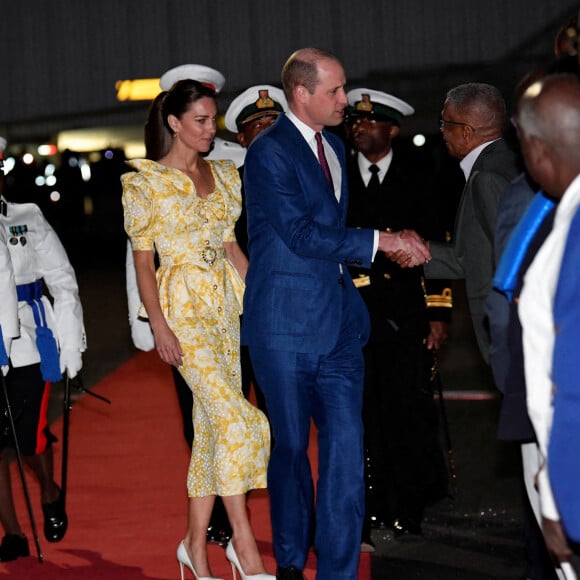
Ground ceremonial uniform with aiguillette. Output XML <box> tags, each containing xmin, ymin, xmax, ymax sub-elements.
<box><xmin>345</xmin><ymin>89</ymin><xmax>452</xmax><ymax>540</ymax></box>
<box><xmin>0</xmin><ymin>192</ymin><xmax>86</xmax><ymax>559</ymax></box>
<box><xmin>0</xmin><ymin>214</ymin><xmax>18</xmax><ymax>377</ymax></box>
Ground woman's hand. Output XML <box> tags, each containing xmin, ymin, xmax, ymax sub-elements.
<box><xmin>153</xmin><ymin>323</ymin><xmax>184</xmax><ymax>367</ymax></box>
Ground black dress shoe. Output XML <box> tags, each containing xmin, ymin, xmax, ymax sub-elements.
<box><xmin>276</xmin><ymin>566</ymin><xmax>304</xmax><ymax>579</ymax></box>
<box><xmin>206</xmin><ymin>524</ymin><xmax>232</xmax><ymax>547</ymax></box>
<box><xmin>42</xmin><ymin>489</ymin><xmax>68</xmax><ymax>543</ymax></box>
<box><xmin>393</xmin><ymin>517</ymin><xmax>422</xmax><ymax>538</ymax></box>
<box><xmin>0</xmin><ymin>534</ymin><xmax>30</xmax><ymax>561</ymax></box>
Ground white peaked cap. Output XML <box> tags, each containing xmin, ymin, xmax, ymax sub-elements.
<box><xmin>224</xmin><ymin>85</ymin><xmax>287</xmax><ymax>133</ymax></box>
<box><xmin>159</xmin><ymin>64</ymin><xmax>226</xmax><ymax>93</ymax></box>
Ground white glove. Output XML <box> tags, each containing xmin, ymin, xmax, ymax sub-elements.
<box><xmin>60</xmin><ymin>348</ymin><xmax>83</xmax><ymax>379</ymax></box>
<box><xmin>130</xmin><ymin>319</ymin><xmax>155</xmax><ymax>352</ymax></box>
<box><xmin>1</xmin><ymin>337</ymin><xmax>11</xmax><ymax>376</ymax></box>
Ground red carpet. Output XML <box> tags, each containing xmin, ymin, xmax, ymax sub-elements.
<box><xmin>0</xmin><ymin>351</ymin><xmax>371</xmax><ymax>579</ymax></box>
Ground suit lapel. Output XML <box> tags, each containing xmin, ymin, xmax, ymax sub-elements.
<box><xmin>278</xmin><ymin>117</ymin><xmax>343</xmax><ymax>213</ymax></box>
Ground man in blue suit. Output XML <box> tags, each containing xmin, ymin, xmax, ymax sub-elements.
<box><xmin>241</xmin><ymin>47</ymin><xmax>430</xmax><ymax>580</ymax></box>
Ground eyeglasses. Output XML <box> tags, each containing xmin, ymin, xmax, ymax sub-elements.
<box><xmin>439</xmin><ymin>117</ymin><xmax>477</xmax><ymax>132</ymax></box>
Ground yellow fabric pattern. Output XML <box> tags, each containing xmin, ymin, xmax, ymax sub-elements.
<box><xmin>122</xmin><ymin>158</ymin><xmax>269</xmax><ymax>497</ymax></box>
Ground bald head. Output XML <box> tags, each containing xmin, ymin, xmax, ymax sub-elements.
<box><xmin>516</xmin><ymin>73</ymin><xmax>580</xmax><ymax>198</ymax></box>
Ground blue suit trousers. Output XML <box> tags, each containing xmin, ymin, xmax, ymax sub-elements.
<box><xmin>250</xmin><ymin>287</ymin><xmax>365</xmax><ymax>579</ymax></box>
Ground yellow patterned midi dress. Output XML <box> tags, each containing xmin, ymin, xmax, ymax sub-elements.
<box><xmin>122</xmin><ymin>158</ymin><xmax>270</xmax><ymax>497</ymax></box>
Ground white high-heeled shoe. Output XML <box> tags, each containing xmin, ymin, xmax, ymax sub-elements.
<box><xmin>225</xmin><ymin>541</ymin><xmax>275</xmax><ymax>580</ymax></box>
<box><xmin>177</xmin><ymin>540</ymin><xmax>224</xmax><ymax>580</ymax></box>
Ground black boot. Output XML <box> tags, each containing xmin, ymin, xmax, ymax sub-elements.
<box><xmin>42</xmin><ymin>488</ymin><xmax>68</xmax><ymax>542</ymax></box>
<box><xmin>0</xmin><ymin>534</ymin><xmax>30</xmax><ymax>561</ymax></box>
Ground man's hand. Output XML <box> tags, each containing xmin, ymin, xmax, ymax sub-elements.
<box><xmin>427</xmin><ymin>321</ymin><xmax>449</xmax><ymax>350</ymax></box>
<box><xmin>379</xmin><ymin>229</ymin><xmax>431</xmax><ymax>268</ymax></box>
<box><xmin>542</xmin><ymin>517</ymin><xmax>573</xmax><ymax>563</ymax></box>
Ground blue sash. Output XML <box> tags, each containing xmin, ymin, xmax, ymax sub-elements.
<box><xmin>16</xmin><ymin>280</ymin><xmax>62</xmax><ymax>382</ymax></box>
<box><xmin>493</xmin><ymin>193</ymin><xmax>555</xmax><ymax>303</ymax></box>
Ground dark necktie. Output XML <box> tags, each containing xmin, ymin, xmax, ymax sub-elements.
<box><xmin>367</xmin><ymin>164</ymin><xmax>381</xmax><ymax>197</ymax></box>
<box><xmin>315</xmin><ymin>132</ymin><xmax>334</xmax><ymax>189</ymax></box>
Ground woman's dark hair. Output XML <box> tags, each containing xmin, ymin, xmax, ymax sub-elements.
<box><xmin>144</xmin><ymin>79</ymin><xmax>216</xmax><ymax>161</ymax></box>
<box><xmin>144</xmin><ymin>91</ymin><xmax>171</xmax><ymax>161</ymax></box>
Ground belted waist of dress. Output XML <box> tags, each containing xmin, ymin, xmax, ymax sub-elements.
<box><xmin>200</xmin><ymin>245</ymin><xmax>225</xmax><ymax>266</ymax></box>
<box><xmin>16</xmin><ymin>279</ymin><xmax>43</xmax><ymax>302</ymax></box>
<box><xmin>164</xmin><ymin>246</ymin><xmax>226</xmax><ymax>269</ymax></box>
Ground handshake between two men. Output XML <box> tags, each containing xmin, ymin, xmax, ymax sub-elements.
<box><xmin>378</xmin><ymin>229</ymin><xmax>431</xmax><ymax>268</ymax></box>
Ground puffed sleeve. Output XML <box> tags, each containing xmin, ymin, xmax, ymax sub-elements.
<box><xmin>214</xmin><ymin>160</ymin><xmax>242</xmax><ymax>243</ymax></box>
<box><xmin>121</xmin><ymin>170</ymin><xmax>156</xmax><ymax>251</ymax></box>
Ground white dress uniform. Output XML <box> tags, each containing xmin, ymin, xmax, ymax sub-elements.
<box><xmin>0</xmin><ymin>220</ymin><xmax>18</xmax><ymax>373</ymax></box>
<box><xmin>0</xmin><ymin>195</ymin><xmax>86</xmax><ymax>374</ymax></box>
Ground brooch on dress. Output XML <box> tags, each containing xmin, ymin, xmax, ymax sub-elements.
<box><xmin>202</xmin><ymin>247</ymin><xmax>217</xmax><ymax>266</ymax></box>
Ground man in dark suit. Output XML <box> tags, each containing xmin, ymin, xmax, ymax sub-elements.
<box><xmin>487</xmin><ymin>172</ymin><xmax>565</xmax><ymax>580</ymax></box>
<box><xmin>485</xmin><ymin>56</ymin><xmax>580</xmax><ymax>580</ymax></box>
<box><xmin>424</xmin><ymin>82</ymin><xmax>521</xmax><ymax>364</ymax></box>
<box><xmin>344</xmin><ymin>89</ymin><xmax>452</xmax><ymax>548</ymax></box>
<box><xmin>241</xmin><ymin>48</ymin><xmax>430</xmax><ymax>580</ymax></box>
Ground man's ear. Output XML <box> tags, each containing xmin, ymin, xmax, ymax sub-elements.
<box><xmin>389</xmin><ymin>125</ymin><xmax>400</xmax><ymax>139</ymax></box>
<box><xmin>532</xmin><ymin>136</ymin><xmax>557</xmax><ymax>180</ymax></box>
<box><xmin>237</xmin><ymin>132</ymin><xmax>248</xmax><ymax>148</ymax></box>
<box><xmin>295</xmin><ymin>85</ymin><xmax>308</xmax><ymax>104</ymax></box>
<box><xmin>462</xmin><ymin>124</ymin><xmax>476</xmax><ymax>142</ymax></box>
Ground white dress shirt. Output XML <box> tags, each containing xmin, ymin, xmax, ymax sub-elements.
<box><xmin>285</xmin><ymin>111</ymin><xmax>379</xmax><ymax>258</ymax></box>
<box><xmin>357</xmin><ymin>150</ymin><xmax>392</xmax><ymax>186</ymax></box>
<box><xmin>459</xmin><ymin>139</ymin><xmax>500</xmax><ymax>181</ymax></box>
<box><xmin>519</xmin><ymin>173</ymin><xmax>580</xmax><ymax>520</ymax></box>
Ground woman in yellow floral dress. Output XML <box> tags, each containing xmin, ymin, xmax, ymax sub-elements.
<box><xmin>122</xmin><ymin>80</ymin><xmax>272</xmax><ymax>580</ymax></box>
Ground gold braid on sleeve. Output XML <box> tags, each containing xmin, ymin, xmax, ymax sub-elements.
<box><xmin>421</xmin><ymin>277</ymin><xmax>453</xmax><ymax>309</ymax></box>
